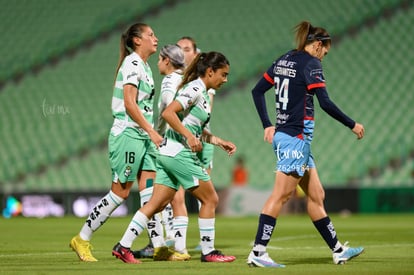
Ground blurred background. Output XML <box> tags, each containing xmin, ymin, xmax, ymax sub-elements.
<box><xmin>1</xmin><ymin>0</ymin><xmax>413</xmax><ymax>217</ymax></box>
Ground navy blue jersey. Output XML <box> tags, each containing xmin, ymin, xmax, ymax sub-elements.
<box><xmin>252</xmin><ymin>50</ymin><xmax>354</xmax><ymax>139</ymax></box>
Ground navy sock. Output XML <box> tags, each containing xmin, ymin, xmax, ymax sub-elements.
<box><xmin>253</xmin><ymin>214</ymin><xmax>276</xmax><ymax>248</ymax></box>
<box><xmin>313</xmin><ymin>216</ymin><xmax>340</xmax><ymax>252</ymax></box>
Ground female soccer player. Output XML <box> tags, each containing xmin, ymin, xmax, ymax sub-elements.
<box><xmin>247</xmin><ymin>21</ymin><xmax>365</xmax><ymax>268</ymax></box>
<box><xmin>156</xmin><ymin>39</ymin><xmax>200</xmax><ymax>250</ymax></box>
<box><xmin>112</xmin><ymin>51</ymin><xmax>237</xmax><ymax>264</ymax></box>
<box><xmin>158</xmin><ymin>37</ymin><xmax>216</xmax><ymax>257</ymax></box>
<box><xmin>69</xmin><ymin>23</ymin><xmax>163</xmax><ymax>262</ymax></box>
<box><xmin>155</xmin><ymin>44</ymin><xmax>191</xmax><ymax>260</ymax></box>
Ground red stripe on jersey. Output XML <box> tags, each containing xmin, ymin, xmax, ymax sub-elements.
<box><xmin>304</xmin><ymin>116</ymin><xmax>314</xmax><ymax>121</ymax></box>
<box><xmin>307</xmin><ymin>82</ymin><xmax>326</xmax><ymax>90</ymax></box>
<box><xmin>296</xmin><ymin>133</ymin><xmax>303</xmax><ymax>140</ymax></box>
<box><xmin>263</xmin><ymin>72</ymin><xmax>274</xmax><ymax>85</ymax></box>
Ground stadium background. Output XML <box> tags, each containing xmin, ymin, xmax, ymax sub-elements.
<box><xmin>0</xmin><ymin>0</ymin><xmax>413</xmax><ymax>217</ymax></box>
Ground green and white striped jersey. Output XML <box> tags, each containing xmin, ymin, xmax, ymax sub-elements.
<box><xmin>156</xmin><ymin>70</ymin><xmax>183</xmax><ymax>136</ymax></box>
<box><xmin>110</xmin><ymin>52</ymin><xmax>155</xmax><ymax>137</ymax></box>
<box><xmin>159</xmin><ymin>77</ymin><xmax>211</xmax><ymax>157</ymax></box>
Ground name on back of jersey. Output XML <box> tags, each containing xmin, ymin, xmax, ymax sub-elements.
<box><xmin>274</xmin><ymin>60</ymin><xmax>297</xmax><ymax>78</ymax></box>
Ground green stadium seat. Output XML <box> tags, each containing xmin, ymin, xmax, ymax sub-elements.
<box><xmin>1</xmin><ymin>0</ymin><xmax>411</xmax><ymax>193</ymax></box>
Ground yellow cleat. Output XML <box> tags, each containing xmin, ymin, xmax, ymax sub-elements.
<box><xmin>153</xmin><ymin>246</ymin><xmax>191</xmax><ymax>261</ymax></box>
<box><xmin>153</xmin><ymin>246</ymin><xmax>174</xmax><ymax>261</ymax></box>
<box><xmin>169</xmin><ymin>250</ymin><xmax>191</xmax><ymax>261</ymax></box>
<box><xmin>69</xmin><ymin>234</ymin><xmax>98</xmax><ymax>262</ymax></box>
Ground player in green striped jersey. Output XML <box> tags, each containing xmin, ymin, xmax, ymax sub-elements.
<box><xmin>70</xmin><ymin>23</ymin><xmax>162</xmax><ymax>263</ymax></box>
<box><xmin>113</xmin><ymin>51</ymin><xmax>237</xmax><ymax>263</ymax></box>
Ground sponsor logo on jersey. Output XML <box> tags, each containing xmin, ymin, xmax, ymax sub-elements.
<box><xmin>127</xmin><ymin>72</ymin><xmax>138</xmax><ymax>80</ymax></box>
<box><xmin>310</xmin><ymin>69</ymin><xmax>325</xmax><ymax>82</ymax></box>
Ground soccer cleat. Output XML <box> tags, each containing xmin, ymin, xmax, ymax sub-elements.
<box><xmin>169</xmin><ymin>249</ymin><xmax>191</xmax><ymax>261</ymax></box>
<box><xmin>69</xmin><ymin>234</ymin><xmax>98</xmax><ymax>262</ymax></box>
<box><xmin>333</xmin><ymin>242</ymin><xmax>364</xmax><ymax>264</ymax></box>
<box><xmin>153</xmin><ymin>246</ymin><xmax>174</xmax><ymax>261</ymax></box>
<box><xmin>169</xmin><ymin>250</ymin><xmax>191</xmax><ymax>261</ymax></box>
<box><xmin>153</xmin><ymin>246</ymin><xmax>190</xmax><ymax>261</ymax></box>
<box><xmin>201</xmin><ymin>250</ymin><xmax>236</xmax><ymax>263</ymax></box>
<box><xmin>247</xmin><ymin>251</ymin><xmax>285</xmax><ymax>268</ymax></box>
<box><xmin>132</xmin><ymin>242</ymin><xmax>154</xmax><ymax>259</ymax></box>
<box><xmin>112</xmin><ymin>243</ymin><xmax>141</xmax><ymax>264</ymax></box>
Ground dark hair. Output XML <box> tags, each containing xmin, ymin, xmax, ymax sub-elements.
<box><xmin>178</xmin><ymin>51</ymin><xmax>229</xmax><ymax>90</ymax></box>
<box><xmin>178</xmin><ymin>36</ymin><xmax>198</xmax><ymax>53</ymax></box>
<box><xmin>115</xmin><ymin>23</ymin><xmax>149</xmax><ymax>79</ymax></box>
<box><xmin>294</xmin><ymin>21</ymin><xmax>331</xmax><ymax>51</ymax></box>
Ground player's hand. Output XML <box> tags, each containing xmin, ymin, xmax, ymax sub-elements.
<box><xmin>218</xmin><ymin>140</ymin><xmax>237</xmax><ymax>156</ymax></box>
<box><xmin>186</xmin><ymin>135</ymin><xmax>202</xmax><ymax>152</ymax></box>
<box><xmin>148</xmin><ymin>130</ymin><xmax>164</xmax><ymax>148</ymax></box>
<box><xmin>352</xmin><ymin>123</ymin><xmax>364</xmax><ymax>140</ymax></box>
<box><xmin>264</xmin><ymin>126</ymin><xmax>275</xmax><ymax>144</ymax></box>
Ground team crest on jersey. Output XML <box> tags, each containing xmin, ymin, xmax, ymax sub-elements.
<box><xmin>124</xmin><ymin>166</ymin><xmax>132</xmax><ymax>177</ymax></box>
<box><xmin>202</xmin><ymin>167</ymin><xmax>208</xmax><ymax>175</ymax></box>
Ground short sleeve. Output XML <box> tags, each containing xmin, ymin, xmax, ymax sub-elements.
<box><xmin>175</xmin><ymin>85</ymin><xmax>202</xmax><ymax>110</ymax></box>
<box><xmin>121</xmin><ymin>56</ymin><xmax>142</xmax><ymax>87</ymax></box>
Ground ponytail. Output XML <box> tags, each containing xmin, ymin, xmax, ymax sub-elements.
<box><xmin>294</xmin><ymin>21</ymin><xmax>331</xmax><ymax>51</ymax></box>
<box><xmin>114</xmin><ymin>23</ymin><xmax>149</xmax><ymax>82</ymax></box>
<box><xmin>178</xmin><ymin>53</ymin><xmax>204</xmax><ymax>90</ymax></box>
<box><xmin>178</xmin><ymin>52</ymin><xmax>229</xmax><ymax>91</ymax></box>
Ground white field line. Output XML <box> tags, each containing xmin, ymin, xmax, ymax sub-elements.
<box><xmin>0</xmin><ymin>242</ymin><xmax>412</xmax><ymax>258</ymax></box>
<box><xmin>248</xmin><ymin>233</ymin><xmax>414</xmax><ymax>250</ymax></box>
<box><xmin>0</xmin><ymin>233</ymin><xmax>412</xmax><ymax>258</ymax></box>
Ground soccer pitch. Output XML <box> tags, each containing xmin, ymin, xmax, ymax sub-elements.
<box><xmin>0</xmin><ymin>214</ymin><xmax>413</xmax><ymax>274</ymax></box>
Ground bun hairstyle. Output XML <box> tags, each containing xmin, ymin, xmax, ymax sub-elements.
<box><xmin>160</xmin><ymin>44</ymin><xmax>185</xmax><ymax>69</ymax></box>
<box><xmin>294</xmin><ymin>21</ymin><xmax>331</xmax><ymax>51</ymax></box>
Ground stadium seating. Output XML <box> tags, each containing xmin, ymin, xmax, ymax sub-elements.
<box><xmin>311</xmin><ymin>5</ymin><xmax>414</xmax><ymax>185</ymax></box>
<box><xmin>0</xmin><ymin>0</ymin><xmax>412</xmax><ymax>193</ymax></box>
<box><xmin>0</xmin><ymin>0</ymin><xmax>168</xmax><ymax>84</ymax></box>
<box><xmin>361</xmin><ymin>158</ymin><xmax>414</xmax><ymax>187</ymax></box>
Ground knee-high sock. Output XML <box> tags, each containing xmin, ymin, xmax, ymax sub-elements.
<box><xmin>252</xmin><ymin>214</ymin><xmax>276</xmax><ymax>254</ymax></box>
<box><xmin>119</xmin><ymin>210</ymin><xmax>148</xmax><ymax>248</ymax></box>
<box><xmin>174</xmin><ymin>216</ymin><xmax>189</xmax><ymax>252</ymax></box>
<box><xmin>199</xmin><ymin>218</ymin><xmax>215</xmax><ymax>255</ymax></box>
<box><xmin>80</xmin><ymin>190</ymin><xmax>124</xmax><ymax>241</ymax></box>
<box><xmin>162</xmin><ymin>203</ymin><xmax>174</xmax><ymax>239</ymax></box>
<box><xmin>140</xmin><ymin>187</ymin><xmax>165</xmax><ymax>247</ymax></box>
<box><xmin>313</xmin><ymin>216</ymin><xmax>342</xmax><ymax>252</ymax></box>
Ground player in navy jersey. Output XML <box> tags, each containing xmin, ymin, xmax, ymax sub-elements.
<box><xmin>247</xmin><ymin>21</ymin><xmax>365</xmax><ymax>268</ymax></box>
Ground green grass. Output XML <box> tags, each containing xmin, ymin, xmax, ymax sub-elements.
<box><xmin>0</xmin><ymin>214</ymin><xmax>413</xmax><ymax>274</ymax></box>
